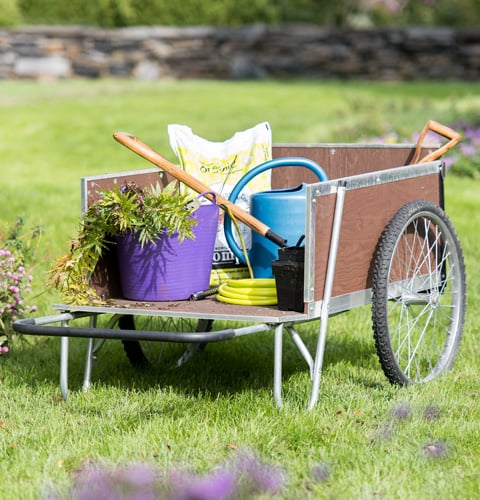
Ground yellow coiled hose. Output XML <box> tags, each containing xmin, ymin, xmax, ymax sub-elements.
<box><xmin>216</xmin><ymin>279</ymin><xmax>277</xmax><ymax>306</ymax></box>
<box><xmin>215</xmin><ymin>206</ymin><xmax>278</xmax><ymax>306</ymax></box>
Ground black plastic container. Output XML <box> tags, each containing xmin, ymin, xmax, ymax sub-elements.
<box><xmin>272</xmin><ymin>237</ymin><xmax>305</xmax><ymax>312</ymax></box>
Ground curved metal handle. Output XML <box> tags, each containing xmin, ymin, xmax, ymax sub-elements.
<box><xmin>411</xmin><ymin>120</ymin><xmax>462</xmax><ymax>164</ymax></box>
<box><xmin>224</xmin><ymin>157</ymin><xmax>328</xmax><ymax>264</ymax></box>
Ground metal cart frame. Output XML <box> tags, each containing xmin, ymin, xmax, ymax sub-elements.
<box><xmin>14</xmin><ymin>142</ymin><xmax>466</xmax><ymax>409</ymax></box>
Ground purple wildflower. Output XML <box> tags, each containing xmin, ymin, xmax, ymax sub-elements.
<box><xmin>120</xmin><ymin>463</ymin><xmax>159</xmax><ymax>488</ymax></box>
<box><xmin>459</xmin><ymin>143</ymin><xmax>477</xmax><ymax>157</ymax></box>
<box><xmin>464</xmin><ymin>127</ymin><xmax>480</xmax><ymax>144</ymax></box>
<box><xmin>48</xmin><ymin>449</ymin><xmax>287</xmax><ymax>499</ymax></box>
<box><xmin>233</xmin><ymin>450</ymin><xmax>286</xmax><ymax>495</ymax></box>
<box><xmin>391</xmin><ymin>402</ymin><xmax>412</xmax><ymax>420</ymax></box>
<box><xmin>423</xmin><ymin>404</ymin><xmax>441</xmax><ymax>421</ymax></box>
<box><xmin>423</xmin><ymin>440</ymin><xmax>448</xmax><ymax>458</ymax></box>
<box><xmin>311</xmin><ymin>463</ymin><xmax>330</xmax><ymax>483</ymax></box>
<box><xmin>443</xmin><ymin>155</ymin><xmax>457</xmax><ymax>170</ymax></box>
<box><xmin>411</xmin><ymin>130</ymin><xmax>440</xmax><ymax>146</ymax></box>
<box><xmin>71</xmin><ymin>466</ymin><xmax>117</xmax><ymax>500</ymax></box>
<box><xmin>168</xmin><ymin>469</ymin><xmax>236</xmax><ymax>500</ymax></box>
<box><xmin>71</xmin><ymin>464</ymin><xmax>161</xmax><ymax>500</ymax></box>
<box><xmin>375</xmin><ymin>421</ymin><xmax>395</xmax><ymax>441</ymax></box>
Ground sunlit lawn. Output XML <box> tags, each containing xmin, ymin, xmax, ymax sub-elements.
<box><xmin>0</xmin><ymin>79</ymin><xmax>479</xmax><ymax>499</ymax></box>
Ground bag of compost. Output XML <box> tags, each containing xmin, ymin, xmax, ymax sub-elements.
<box><xmin>168</xmin><ymin>122</ymin><xmax>272</xmax><ymax>285</ymax></box>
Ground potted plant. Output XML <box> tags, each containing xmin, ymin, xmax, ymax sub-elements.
<box><xmin>49</xmin><ymin>181</ymin><xmax>219</xmax><ymax>305</ymax></box>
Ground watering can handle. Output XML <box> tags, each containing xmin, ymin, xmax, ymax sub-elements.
<box><xmin>224</xmin><ymin>157</ymin><xmax>328</xmax><ymax>264</ymax></box>
<box><xmin>411</xmin><ymin>120</ymin><xmax>462</xmax><ymax>164</ymax></box>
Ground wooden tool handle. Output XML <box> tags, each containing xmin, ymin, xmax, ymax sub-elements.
<box><xmin>113</xmin><ymin>132</ymin><xmax>287</xmax><ymax>247</ymax></box>
<box><xmin>411</xmin><ymin>120</ymin><xmax>462</xmax><ymax>164</ymax></box>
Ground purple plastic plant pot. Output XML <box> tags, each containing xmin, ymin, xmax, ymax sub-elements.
<box><xmin>116</xmin><ymin>203</ymin><xmax>219</xmax><ymax>301</ymax></box>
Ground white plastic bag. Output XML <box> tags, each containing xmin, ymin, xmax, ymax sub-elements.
<box><xmin>168</xmin><ymin>122</ymin><xmax>272</xmax><ymax>284</ymax></box>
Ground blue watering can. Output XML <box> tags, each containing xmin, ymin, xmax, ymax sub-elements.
<box><xmin>224</xmin><ymin>157</ymin><xmax>328</xmax><ymax>278</ymax></box>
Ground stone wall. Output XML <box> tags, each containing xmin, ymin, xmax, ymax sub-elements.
<box><xmin>1</xmin><ymin>24</ymin><xmax>479</xmax><ymax>80</ymax></box>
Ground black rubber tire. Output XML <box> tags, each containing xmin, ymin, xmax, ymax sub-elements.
<box><xmin>114</xmin><ymin>315</ymin><xmax>212</xmax><ymax>368</ymax></box>
<box><xmin>371</xmin><ymin>199</ymin><xmax>466</xmax><ymax>385</ymax></box>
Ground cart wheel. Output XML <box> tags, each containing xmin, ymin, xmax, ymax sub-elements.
<box><xmin>106</xmin><ymin>315</ymin><xmax>212</xmax><ymax>368</ymax></box>
<box><xmin>371</xmin><ymin>199</ymin><xmax>466</xmax><ymax>385</ymax></box>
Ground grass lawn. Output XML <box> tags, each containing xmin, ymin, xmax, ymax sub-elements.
<box><xmin>0</xmin><ymin>79</ymin><xmax>479</xmax><ymax>498</ymax></box>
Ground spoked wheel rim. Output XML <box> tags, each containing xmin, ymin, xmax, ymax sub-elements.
<box><xmin>103</xmin><ymin>315</ymin><xmax>212</xmax><ymax>369</ymax></box>
<box><xmin>372</xmin><ymin>200</ymin><xmax>466</xmax><ymax>385</ymax></box>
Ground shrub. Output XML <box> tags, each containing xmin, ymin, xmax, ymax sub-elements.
<box><xmin>0</xmin><ymin>218</ymin><xmax>41</xmax><ymax>354</ymax></box>
<box><xmin>360</xmin><ymin>0</ymin><xmax>480</xmax><ymax>28</ymax></box>
<box><xmin>18</xmin><ymin>0</ymin><xmax>138</xmax><ymax>26</ymax></box>
<box><xmin>446</xmin><ymin>122</ymin><xmax>480</xmax><ymax>178</ymax></box>
<box><xmin>16</xmin><ymin>0</ymin><xmax>480</xmax><ymax>27</ymax></box>
<box><xmin>0</xmin><ymin>0</ymin><xmax>21</xmax><ymax>27</ymax></box>
<box><xmin>363</xmin><ymin>120</ymin><xmax>480</xmax><ymax>178</ymax></box>
<box><xmin>17</xmin><ymin>0</ymin><xmax>281</xmax><ymax>27</ymax></box>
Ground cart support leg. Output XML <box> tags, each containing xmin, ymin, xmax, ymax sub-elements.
<box><xmin>82</xmin><ymin>338</ymin><xmax>94</xmax><ymax>392</ymax></box>
<box><xmin>273</xmin><ymin>323</ymin><xmax>284</xmax><ymax>409</ymax></box>
<box><xmin>286</xmin><ymin>325</ymin><xmax>314</xmax><ymax>377</ymax></box>
<box><xmin>60</xmin><ymin>330</ymin><xmax>69</xmax><ymax>400</ymax></box>
<box><xmin>83</xmin><ymin>316</ymin><xmax>98</xmax><ymax>392</ymax></box>
<box><xmin>309</xmin><ymin>182</ymin><xmax>346</xmax><ymax>410</ymax></box>
<box><xmin>175</xmin><ymin>343</ymin><xmax>206</xmax><ymax>368</ymax></box>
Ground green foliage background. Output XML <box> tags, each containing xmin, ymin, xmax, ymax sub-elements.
<box><xmin>1</xmin><ymin>0</ymin><xmax>478</xmax><ymax>27</ymax></box>
<box><xmin>0</xmin><ymin>0</ymin><xmax>21</xmax><ymax>26</ymax></box>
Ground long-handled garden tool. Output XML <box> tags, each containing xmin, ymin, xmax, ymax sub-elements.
<box><xmin>113</xmin><ymin>131</ymin><xmax>288</xmax><ymax>249</ymax></box>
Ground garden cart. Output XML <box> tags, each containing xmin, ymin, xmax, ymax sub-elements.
<box><xmin>14</xmin><ymin>121</ymin><xmax>466</xmax><ymax>409</ymax></box>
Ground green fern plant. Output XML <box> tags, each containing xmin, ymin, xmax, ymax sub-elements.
<box><xmin>49</xmin><ymin>181</ymin><xmax>198</xmax><ymax>305</ymax></box>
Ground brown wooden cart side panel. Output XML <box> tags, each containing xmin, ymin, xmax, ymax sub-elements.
<box><xmin>312</xmin><ymin>172</ymin><xmax>441</xmax><ymax>301</ymax></box>
<box><xmin>271</xmin><ymin>146</ymin><xmax>434</xmax><ymax>188</ymax></box>
<box><xmin>84</xmin><ymin>171</ymin><xmax>165</xmax><ymax>207</ymax></box>
<box><xmin>84</xmin><ymin>170</ymin><xmax>165</xmax><ymax>299</ymax></box>
<box><xmin>86</xmin><ymin>147</ymin><xmax>436</xmax><ymax>302</ymax></box>
<box><xmin>85</xmin><ymin>146</ymin><xmax>431</xmax><ymax>204</ymax></box>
